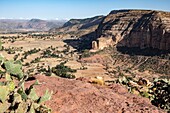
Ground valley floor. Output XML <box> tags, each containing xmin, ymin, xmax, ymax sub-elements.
<box><xmin>0</xmin><ymin>33</ymin><xmax>169</xmax><ymax>112</ymax></box>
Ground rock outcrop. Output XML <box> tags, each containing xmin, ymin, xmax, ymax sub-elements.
<box><xmin>95</xmin><ymin>10</ymin><xmax>170</xmax><ymax>51</ymax></box>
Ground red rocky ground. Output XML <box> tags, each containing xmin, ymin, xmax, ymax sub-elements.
<box><xmin>25</xmin><ymin>75</ymin><xmax>164</xmax><ymax>113</ymax></box>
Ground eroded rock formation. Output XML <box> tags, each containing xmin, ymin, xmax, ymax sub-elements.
<box><xmin>95</xmin><ymin>10</ymin><xmax>170</xmax><ymax>51</ymax></box>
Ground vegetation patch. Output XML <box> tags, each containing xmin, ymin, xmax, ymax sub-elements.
<box><xmin>0</xmin><ymin>42</ymin><xmax>52</xmax><ymax>113</ymax></box>
<box><xmin>51</xmin><ymin>61</ymin><xmax>76</xmax><ymax>79</ymax></box>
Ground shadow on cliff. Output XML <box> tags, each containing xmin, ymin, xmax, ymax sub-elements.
<box><xmin>116</xmin><ymin>11</ymin><xmax>170</xmax><ymax>57</ymax></box>
<box><xmin>116</xmin><ymin>47</ymin><xmax>170</xmax><ymax>57</ymax></box>
<box><xmin>63</xmin><ymin>31</ymin><xmax>96</xmax><ymax>52</ymax></box>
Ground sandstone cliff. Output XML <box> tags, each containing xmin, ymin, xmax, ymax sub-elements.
<box><xmin>95</xmin><ymin>10</ymin><xmax>170</xmax><ymax>51</ymax></box>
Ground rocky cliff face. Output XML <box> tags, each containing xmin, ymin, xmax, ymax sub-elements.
<box><xmin>95</xmin><ymin>10</ymin><xmax>170</xmax><ymax>51</ymax></box>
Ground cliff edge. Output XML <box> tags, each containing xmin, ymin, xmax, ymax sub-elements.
<box><xmin>94</xmin><ymin>10</ymin><xmax>170</xmax><ymax>51</ymax></box>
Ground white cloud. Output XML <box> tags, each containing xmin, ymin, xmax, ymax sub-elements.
<box><xmin>55</xmin><ymin>18</ymin><xmax>59</xmax><ymax>20</ymax></box>
<box><xmin>19</xmin><ymin>17</ymin><xmax>24</xmax><ymax>19</ymax></box>
<box><xmin>0</xmin><ymin>17</ymin><xmax>14</xmax><ymax>19</ymax></box>
<box><xmin>0</xmin><ymin>17</ymin><xmax>6</xmax><ymax>19</ymax></box>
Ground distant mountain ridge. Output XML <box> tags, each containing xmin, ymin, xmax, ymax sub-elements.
<box><xmin>50</xmin><ymin>15</ymin><xmax>104</xmax><ymax>37</ymax></box>
<box><xmin>50</xmin><ymin>9</ymin><xmax>170</xmax><ymax>51</ymax></box>
<box><xmin>0</xmin><ymin>19</ymin><xmax>66</xmax><ymax>33</ymax></box>
<box><xmin>62</xmin><ymin>16</ymin><xmax>104</xmax><ymax>28</ymax></box>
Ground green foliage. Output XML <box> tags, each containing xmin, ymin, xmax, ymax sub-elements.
<box><xmin>13</xmin><ymin>54</ymin><xmax>19</xmax><ymax>61</ymax></box>
<box><xmin>3</xmin><ymin>47</ymin><xmax>22</xmax><ymax>54</ymax></box>
<box><xmin>140</xmin><ymin>91</ymin><xmax>150</xmax><ymax>98</ymax></box>
<box><xmin>4</xmin><ymin>60</ymin><xmax>23</xmax><ymax>80</ymax></box>
<box><xmin>110</xmin><ymin>49</ymin><xmax>170</xmax><ymax>75</ymax></box>
<box><xmin>0</xmin><ymin>86</ymin><xmax>9</xmax><ymax>103</ymax></box>
<box><xmin>38</xmin><ymin>90</ymin><xmax>52</xmax><ymax>104</ymax></box>
<box><xmin>20</xmin><ymin>48</ymin><xmax>41</xmax><ymax>61</ymax></box>
<box><xmin>115</xmin><ymin>74</ymin><xmax>170</xmax><ymax>112</ymax></box>
<box><xmin>23</xmin><ymin>48</ymin><xmax>40</xmax><ymax>56</ymax></box>
<box><xmin>116</xmin><ymin>74</ymin><xmax>132</xmax><ymax>86</ymax></box>
<box><xmin>0</xmin><ymin>101</ymin><xmax>10</xmax><ymax>113</ymax></box>
<box><xmin>0</xmin><ymin>55</ymin><xmax>5</xmax><ymax>65</ymax></box>
<box><xmin>81</xmin><ymin>49</ymin><xmax>91</xmax><ymax>58</ymax></box>
<box><xmin>41</xmin><ymin>46</ymin><xmax>61</xmax><ymax>59</ymax></box>
<box><xmin>0</xmin><ymin>40</ymin><xmax>2</xmax><ymax>50</ymax></box>
<box><xmin>7</xmin><ymin>48</ymin><xmax>15</xmax><ymax>54</ymax></box>
<box><xmin>45</xmin><ymin>66</ymin><xmax>52</xmax><ymax>76</ymax></box>
<box><xmin>28</xmin><ymin>88</ymin><xmax>39</xmax><ymax>101</ymax></box>
<box><xmin>62</xmin><ymin>45</ymin><xmax>70</xmax><ymax>54</ymax></box>
<box><xmin>15</xmin><ymin>102</ymin><xmax>28</xmax><ymax>113</ymax></box>
<box><xmin>7</xmin><ymin>81</ymin><xmax>15</xmax><ymax>91</ymax></box>
<box><xmin>31</xmin><ymin>57</ymin><xmax>41</xmax><ymax>63</ymax></box>
<box><xmin>150</xmin><ymin>79</ymin><xmax>170</xmax><ymax>111</ymax></box>
<box><xmin>42</xmin><ymin>49</ymin><xmax>59</xmax><ymax>58</ymax></box>
<box><xmin>79</xmin><ymin>66</ymin><xmax>88</xmax><ymax>70</ymax></box>
<box><xmin>24</xmin><ymin>62</ymin><xmax>30</xmax><ymax>66</ymax></box>
<box><xmin>52</xmin><ymin>61</ymin><xmax>76</xmax><ymax>79</ymax></box>
<box><xmin>0</xmin><ymin>54</ymin><xmax>52</xmax><ymax>113</ymax></box>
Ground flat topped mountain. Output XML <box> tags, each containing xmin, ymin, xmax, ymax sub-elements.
<box><xmin>95</xmin><ymin>9</ymin><xmax>170</xmax><ymax>51</ymax></box>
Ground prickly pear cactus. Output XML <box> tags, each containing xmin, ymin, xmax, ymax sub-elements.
<box><xmin>0</xmin><ymin>40</ymin><xmax>2</xmax><ymax>50</ymax></box>
<box><xmin>0</xmin><ymin>86</ymin><xmax>10</xmax><ymax>103</ymax></box>
<box><xmin>38</xmin><ymin>90</ymin><xmax>52</xmax><ymax>104</ymax></box>
<box><xmin>0</xmin><ymin>52</ymin><xmax>52</xmax><ymax>113</ymax></box>
<box><xmin>4</xmin><ymin>60</ymin><xmax>23</xmax><ymax>80</ymax></box>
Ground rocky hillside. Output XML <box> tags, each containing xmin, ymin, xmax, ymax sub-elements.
<box><xmin>50</xmin><ymin>16</ymin><xmax>104</xmax><ymax>37</ymax></box>
<box><xmin>0</xmin><ymin>19</ymin><xmax>65</xmax><ymax>33</ymax></box>
<box><xmin>26</xmin><ymin>75</ymin><xmax>164</xmax><ymax>113</ymax></box>
<box><xmin>94</xmin><ymin>10</ymin><xmax>170</xmax><ymax>51</ymax></box>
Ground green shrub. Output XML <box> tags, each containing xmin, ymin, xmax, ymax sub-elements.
<box><xmin>0</xmin><ymin>41</ymin><xmax>52</xmax><ymax>113</ymax></box>
<box><xmin>150</xmin><ymin>79</ymin><xmax>170</xmax><ymax>111</ymax></box>
<box><xmin>31</xmin><ymin>57</ymin><xmax>41</xmax><ymax>63</ymax></box>
<box><xmin>51</xmin><ymin>61</ymin><xmax>76</xmax><ymax>79</ymax></box>
<box><xmin>23</xmin><ymin>48</ymin><xmax>40</xmax><ymax>57</ymax></box>
<box><xmin>42</xmin><ymin>49</ymin><xmax>59</xmax><ymax>58</ymax></box>
<box><xmin>81</xmin><ymin>49</ymin><xmax>91</xmax><ymax>58</ymax></box>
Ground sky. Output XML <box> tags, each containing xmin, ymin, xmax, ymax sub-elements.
<box><xmin>0</xmin><ymin>0</ymin><xmax>170</xmax><ymax>20</ymax></box>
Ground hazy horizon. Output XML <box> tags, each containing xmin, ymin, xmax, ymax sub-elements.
<box><xmin>1</xmin><ymin>0</ymin><xmax>170</xmax><ymax>20</ymax></box>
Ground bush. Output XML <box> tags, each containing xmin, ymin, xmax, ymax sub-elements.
<box><xmin>81</xmin><ymin>49</ymin><xmax>91</xmax><ymax>58</ymax></box>
<box><xmin>0</xmin><ymin>41</ymin><xmax>52</xmax><ymax>113</ymax></box>
<box><xmin>150</xmin><ymin>79</ymin><xmax>170</xmax><ymax>111</ymax></box>
<box><xmin>31</xmin><ymin>57</ymin><xmax>41</xmax><ymax>63</ymax></box>
<box><xmin>23</xmin><ymin>48</ymin><xmax>40</xmax><ymax>56</ymax></box>
<box><xmin>51</xmin><ymin>62</ymin><xmax>76</xmax><ymax>79</ymax></box>
<box><xmin>42</xmin><ymin>49</ymin><xmax>59</xmax><ymax>58</ymax></box>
